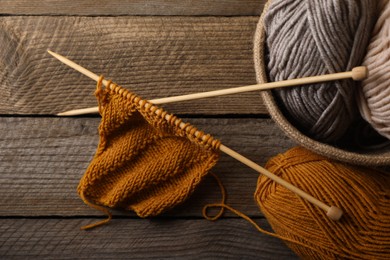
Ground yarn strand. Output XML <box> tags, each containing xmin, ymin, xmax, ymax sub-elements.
<box><xmin>79</xmin><ymin>192</ymin><xmax>113</xmax><ymax>230</ymax></box>
<box><xmin>206</xmin><ymin>203</ymin><xmax>348</xmax><ymax>257</ymax></box>
<box><xmin>202</xmin><ymin>170</ymin><xmax>348</xmax><ymax>258</ymax></box>
<box><xmin>202</xmin><ymin>172</ymin><xmax>226</xmax><ymax>221</ymax></box>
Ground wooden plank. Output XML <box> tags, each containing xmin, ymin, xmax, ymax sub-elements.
<box><xmin>0</xmin><ymin>218</ymin><xmax>297</xmax><ymax>259</ymax></box>
<box><xmin>0</xmin><ymin>0</ymin><xmax>266</xmax><ymax>16</ymax></box>
<box><xmin>0</xmin><ymin>16</ymin><xmax>266</xmax><ymax>115</ymax></box>
<box><xmin>0</xmin><ymin>117</ymin><xmax>295</xmax><ymax>217</ymax></box>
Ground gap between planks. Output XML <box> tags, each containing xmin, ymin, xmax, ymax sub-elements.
<box><xmin>0</xmin><ymin>117</ymin><xmax>294</xmax><ymax>217</ymax></box>
<box><xmin>0</xmin><ymin>218</ymin><xmax>297</xmax><ymax>259</ymax></box>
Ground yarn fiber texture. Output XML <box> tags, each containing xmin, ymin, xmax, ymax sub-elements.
<box><xmin>256</xmin><ymin>147</ymin><xmax>390</xmax><ymax>259</ymax></box>
<box><xmin>255</xmin><ymin>0</ymin><xmax>390</xmax><ymax>165</ymax></box>
<box><xmin>264</xmin><ymin>0</ymin><xmax>376</xmax><ymax>143</ymax></box>
<box><xmin>78</xmin><ymin>78</ymin><xmax>220</xmax><ymax>218</ymax></box>
<box><xmin>358</xmin><ymin>0</ymin><xmax>390</xmax><ymax>140</ymax></box>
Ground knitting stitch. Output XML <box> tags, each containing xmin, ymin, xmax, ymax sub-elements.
<box><xmin>78</xmin><ymin>77</ymin><xmax>220</xmax><ymax>223</ymax></box>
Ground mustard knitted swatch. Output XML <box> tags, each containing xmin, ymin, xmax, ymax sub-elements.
<box><xmin>78</xmin><ymin>78</ymin><xmax>220</xmax><ymax>222</ymax></box>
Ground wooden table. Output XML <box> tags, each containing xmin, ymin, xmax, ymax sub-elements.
<box><xmin>0</xmin><ymin>1</ymin><xmax>298</xmax><ymax>258</ymax></box>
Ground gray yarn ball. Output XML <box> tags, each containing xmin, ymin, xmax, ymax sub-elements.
<box><xmin>264</xmin><ymin>0</ymin><xmax>376</xmax><ymax>143</ymax></box>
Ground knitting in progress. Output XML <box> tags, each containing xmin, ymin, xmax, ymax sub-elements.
<box><xmin>44</xmin><ymin>2</ymin><xmax>389</xmax><ymax>258</ymax></box>
<box><xmin>264</xmin><ymin>0</ymin><xmax>376</xmax><ymax>143</ymax></box>
<box><xmin>358</xmin><ymin>0</ymin><xmax>390</xmax><ymax>140</ymax></box>
<box><xmin>78</xmin><ymin>75</ymin><xmax>344</xmax><ymax>229</ymax></box>
<box><xmin>256</xmin><ymin>146</ymin><xmax>390</xmax><ymax>259</ymax></box>
<box><xmin>78</xmin><ymin>77</ymin><xmax>220</xmax><ymax>229</ymax></box>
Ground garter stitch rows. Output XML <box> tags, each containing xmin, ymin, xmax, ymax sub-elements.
<box><xmin>78</xmin><ymin>77</ymin><xmax>220</xmax><ymax>221</ymax></box>
<box><xmin>358</xmin><ymin>0</ymin><xmax>390</xmax><ymax>140</ymax></box>
<box><xmin>264</xmin><ymin>0</ymin><xmax>376</xmax><ymax>143</ymax></box>
<box><xmin>256</xmin><ymin>147</ymin><xmax>390</xmax><ymax>259</ymax></box>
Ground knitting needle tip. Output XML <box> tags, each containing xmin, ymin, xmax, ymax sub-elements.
<box><xmin>326</xmin><ymin>206</ymin><xmax>343</xmax><ymax>221</ymax></box>
<box><xmin>351</xmin><ymin>66</ymin><xmax>368</xmax><ymax>81</ymax></box>
<box><xmin>56</xmin><ymin>107</ymin><xmax>99</xmax><ymax>116</ymax></box>
<box><xmin>56</xmin><ymin>111</ymin><xmax>72</xmax><ymax>116</ymax></box>
<box><xmin>47</xmin><ymin>50</ymin><xmax>101</xmax><ymax>83</ymax></box>
<box><xmin>47</xmin><ymin>49</ymin><xmax>61</xmax><ymax>61</ymax></box>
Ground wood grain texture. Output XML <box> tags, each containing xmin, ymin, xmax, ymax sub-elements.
<box><xmin>0</xmin><ymin>219</ymin><xmax>297</xmax><ymax>259</ymax></box>
<box><xmin>0</xmin><ymin>0</ymin><xmax>266</xmax><ymax>16</ymax></box>
<box><xmin>0</xmin><ymin>16</ymin><xmax>267</xmax><ymax>115</ymax></box>
<box><xmin>0</xmin><ymin>117</ymin><xmax>294</xmax><ymax>217</ymax></box>
<box><xmin>0</xmin><ymin>2</ymin><xmax>297</xmax><ymax>258</ymax></box>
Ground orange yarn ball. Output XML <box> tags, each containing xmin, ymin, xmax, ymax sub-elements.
<box><xmin>255</xmin><ymin>147</ymin><xmax>390</xmax><ymax>259</ymax></box>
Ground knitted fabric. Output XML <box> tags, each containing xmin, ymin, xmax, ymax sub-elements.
<box><xmin>78</xmin><ymin>78</ymin><xmax>220</xmax><ymax>218</ymax></box>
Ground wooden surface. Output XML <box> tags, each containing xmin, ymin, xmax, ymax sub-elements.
<box><xmin>0</xmin><ymin>16</ymin><xmax>265</xmax><ymax>115</ymax></box>
<box><xmin>0</xmin><ymin>117</ymin><xmax>294</xmax><ymax>217</ymax></box>
<box><xmin>0</xmin><ymin>117</ymin><xmax>297</xmax><ymax>258</ymax></box>
<box><xmin>0</xmin><ymin>219</ymin><xmax>294</xmax><ymax>259</ymax></box>
<box><xmin>0</xmin><ymin>0</ymin><xmax>265</xmax><ymax>16</ymax></box>
<box><xmin>0</xmin><ymin>0</ymin><xmax>299</xmax><ymax>258</ymax></box>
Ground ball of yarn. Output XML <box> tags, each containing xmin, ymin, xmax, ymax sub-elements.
<box><xmin>255</xmin><ymin>147</ymin><xmax>390</xmax><ymax>259</ymax></box>
<box><xmin>264</xmin><ymin>0</ymin><xmax>376</xmax><ymax>143</ymax></box>
<box><xmin>358</xmin><ymin>0</ymin><xmax>390</xmax><ymax>140</ymax></box>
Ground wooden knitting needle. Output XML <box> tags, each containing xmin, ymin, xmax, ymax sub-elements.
<box><xmin>219</xmin><ymin>145</ymin><xmax>343</xmax><ymax>221</ymax></box>
<box><xmin>47</xmin><ymin>50</ymin><xmax>368</xmax><ymax>116</ymax></box>
<box><xmin>161</xmin><ymin>112</ymin><xmax>343</xmax><ymax>221</ymax></box>
<box><xmin>48</xmin><ymin>50</ymin><xmax>345</xmax><ymax>220</ymax></box>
